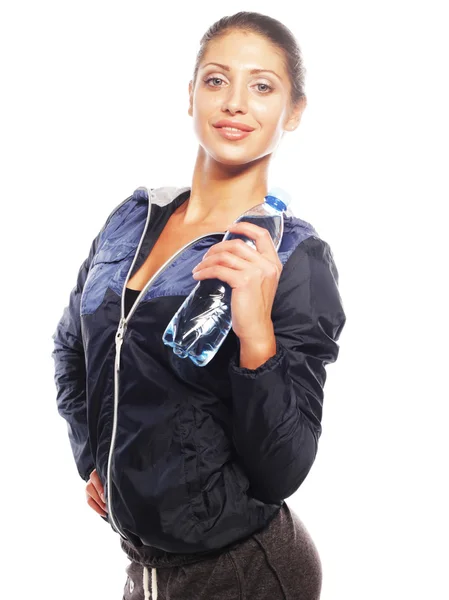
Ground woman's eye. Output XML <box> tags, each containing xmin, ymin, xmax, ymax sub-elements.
<box><xmin>257</xmin><ymin>83</ymin><xmax>273</xmax><ymax>93</ymax></box>
<box><xmin>205</xmin><ymin>77</ymin><xmax>224</xmax><ymax>88</ymax></box>
<box><xmin>204</xmin><ymin>77</ymin><xmax>273</xmax><ymax>93</ymax></box>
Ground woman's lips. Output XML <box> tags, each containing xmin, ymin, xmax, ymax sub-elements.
<box><xmin>214</xmin><ymin>126</ymin><xmax>252</xmax><ymax>141</ymax></box>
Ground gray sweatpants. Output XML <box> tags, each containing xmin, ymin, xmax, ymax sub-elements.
<box><xmin>121</xmin><ymin>502</ymin><xmax>322</xmax><ymax>599</ymax></box>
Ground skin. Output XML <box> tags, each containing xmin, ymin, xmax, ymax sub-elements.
<box><xmin>86</xmin><ymin>29</ymin><xmax>307</xmax><ymax>515</ymax></box>
<box><xmin>86</xmin><ymin>469</ymin><xmax>107</xmax><ymax>517</ymax></box>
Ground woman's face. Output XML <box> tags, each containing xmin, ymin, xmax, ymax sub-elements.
<box><xmin>188</xmin><ymin>30</ymin><xmax>305</xmax><ymax>166</ymax></box>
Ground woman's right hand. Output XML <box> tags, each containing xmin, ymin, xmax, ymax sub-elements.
<box><xmin>86</xmin><ymin>468</ymin><xmax>108</xmax><ymax>517</ymax></box>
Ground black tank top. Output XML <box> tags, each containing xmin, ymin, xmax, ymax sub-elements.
<box><xmin>124</xmin><ymin>287</ymin><xmax>140</xmax><ymax>318</ymax></box>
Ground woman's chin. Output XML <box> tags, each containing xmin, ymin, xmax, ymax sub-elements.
<box><xmin>204</xmin><ymin>140</ymin><xmax>266</xmax><ymax>166</ymax></box>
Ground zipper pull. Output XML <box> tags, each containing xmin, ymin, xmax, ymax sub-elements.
<box><xmin>115</xmin><ymin>317</ymin><xmax>127</xmax><ymax>371</ymax></box>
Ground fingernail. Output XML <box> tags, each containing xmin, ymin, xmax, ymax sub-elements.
<box><xmin>101</xmin><ymin>493</ymin><xmax>105</xmax><ymax>502</ymax></box>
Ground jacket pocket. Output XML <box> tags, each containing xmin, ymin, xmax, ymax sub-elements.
<box><xmin>92</xmin><ymin>240</ymin><xmax>136</xmax><ymax>265</ymax></box>
<box><xmin>81</xmin><ymin>241</ymin><xmax>135</xmax><ymax>315</ymax></box>
<box><xmin>177</xmin><ymin>402</ymin><xmax>211</xmax><ymax>522</ymax></box>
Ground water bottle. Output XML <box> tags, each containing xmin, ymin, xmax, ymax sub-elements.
<box><xmin>162</xmin><ymin>187</ymin><xmax>292</xmax><ymax>367</ymax></box>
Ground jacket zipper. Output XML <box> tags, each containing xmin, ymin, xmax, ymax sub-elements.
<box><xmin>106</xmin><ymin>189</ymin><xmax>225</xmax><ymax>541</ymax></box>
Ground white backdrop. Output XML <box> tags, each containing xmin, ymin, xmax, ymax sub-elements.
<box><xmin>1</xmin><ymin>1</ymin><xmax>447</xmax><ymax>598</ymax></box>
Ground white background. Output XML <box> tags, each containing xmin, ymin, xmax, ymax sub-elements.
<box><xmin>1</xmin><ymin>1</ymin><xmax>447</xmax><ymax>598</ymax></box>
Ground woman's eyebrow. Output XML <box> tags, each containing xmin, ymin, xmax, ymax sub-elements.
<box><xmin>200</xmin><ymin>62</ymin><xmax>282</xmax><ymax>81</ymax></box>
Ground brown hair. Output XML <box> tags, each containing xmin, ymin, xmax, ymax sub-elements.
<box><xmin>192</xmin><ymin>11</ymin><xmax>307</xmax><ymax>112</ymax></box>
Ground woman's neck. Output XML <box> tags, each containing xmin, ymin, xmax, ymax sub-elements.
<box><xmin>180</xmin><ymin>150</ymin><xmax>270</xmax><ymax>228</ymax></box>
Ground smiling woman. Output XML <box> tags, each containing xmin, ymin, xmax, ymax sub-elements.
<box><xmin>52</xmin><ymin>10</ymin><xmax>345</xmax><ymax>600</ymax></box>
<box><xmin>185</xmin><ymin>20</ymin><xmax>307</xmax><ymax>189</ymax></box>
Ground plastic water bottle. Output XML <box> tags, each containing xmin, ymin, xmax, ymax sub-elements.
<box><xmin>162</xmin><ymin>187</ymin><xmax>292</xmax><ymax>367</ymax></box>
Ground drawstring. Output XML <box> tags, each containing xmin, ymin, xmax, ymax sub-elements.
<box><xmin>152</xmin><ymin>567</ymin><xmax>158</xmax><ymax>599</ymax></box>
<box><xmin>143</xmin><ymin>565</ymin><xmax>158</xmax><ymax>599</ymax></box>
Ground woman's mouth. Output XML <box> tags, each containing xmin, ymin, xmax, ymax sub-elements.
<box><xmin>214</xmin><ymin>126</ymin><xmax>252</xmax><ymax>141</ymax></box>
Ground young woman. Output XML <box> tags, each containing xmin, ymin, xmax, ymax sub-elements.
<box><xmin>52</xmin><ymin>11</ymin><xmax>346</xmax><ymax>599</ymax></box>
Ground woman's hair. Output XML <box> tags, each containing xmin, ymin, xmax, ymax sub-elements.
<box><xmin>192</xmin><ymin>11</ymin><xmax>307</xmax><ymax>111</ymax></box>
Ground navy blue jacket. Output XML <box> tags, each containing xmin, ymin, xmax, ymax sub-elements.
<box><xmin>51</xmin><ymin>185</ymin><xmax>346</xmax><ymax>553</ymax></box>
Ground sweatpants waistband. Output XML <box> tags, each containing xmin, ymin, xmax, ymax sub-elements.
<box><xmin>120</xmin><ymin>507</ymin><xmax>282</xmax><ymax>569</ymax></box>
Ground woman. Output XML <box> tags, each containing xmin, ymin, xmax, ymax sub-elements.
<box><xmin>52</xmin><ymin>11</ymin><xmax>346</xmax><ymax>600</ymax></box>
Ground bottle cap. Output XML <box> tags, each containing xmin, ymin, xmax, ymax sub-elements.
<box><xmin>267</xmin><ymin>186</ymin><xmax>292</xmax><ymax>207</ymax></box>
<box><xmin>265</xmin><ymin>186</ymin><xmax>292</xmax><ymax>212</ymax></box>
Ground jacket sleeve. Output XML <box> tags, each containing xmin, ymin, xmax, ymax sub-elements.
<box><xmin>51</xmin><ymin>233</ymin><xmax>102</xmax><ymax>482</ymax></box>
<box><xmin>227</xmin><ymin>235</ymin><xmax>346</xmax><ymax>504</ymax></box>
<box><xmin>51</xmin><ymin>195</ymin><xmax>133</xmax><ymax>482</ymax></box>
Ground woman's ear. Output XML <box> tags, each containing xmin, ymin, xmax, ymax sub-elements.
<box><xmin>284</xmin><ymin>96</ymin><xmax>307</xmax><ymax>132</ymax></box>
<box><xmin>188</xmin><ymin>80</ymin><xmax>193</xmax><ymax>117</ymax></box>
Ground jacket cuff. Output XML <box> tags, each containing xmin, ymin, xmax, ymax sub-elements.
<box><xmin>228</xmin><ymin>337</ymin><xmax>286</xmax><ymax>379</ymax></box>
<box><xmin>82</xmin><ymin>467</ymin><xmax>95</xmax><ymax>483</ymax></box>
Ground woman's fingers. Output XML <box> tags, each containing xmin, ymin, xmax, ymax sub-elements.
<box><xmin>86</xmin><ymin>494</ymin><xmax>108</xmax><ymax>518</ymax></box>
<box><xmin>86</xmin><ymin>469</ymin><xmax>107</xmax><ymax>514</ymax></box>
<box><xmin>90</xmin><ymin>469</ymin><xmax>106</xmax><ymax>503</ymax></box>
<box><xmin>86</xmin><ymin>480</ymin><xmax>106</xmax><ymax>509</ymax></box>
